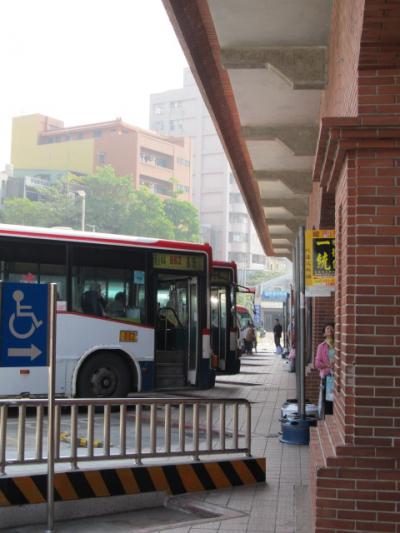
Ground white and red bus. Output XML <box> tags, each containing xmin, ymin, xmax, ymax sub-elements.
<box><xmin>0</xmin><ymin>224</ymin><xmax>215</xmax><ymax>397</ymax></box>
<box><xmin>210</xmin><ymin>261</ymin><xmax>240</xmax><ymax>374</ymax></box>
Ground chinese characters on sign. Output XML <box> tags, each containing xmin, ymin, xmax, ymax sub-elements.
<box><xmin>305</xmin><ymin>230</ymin><xmax>335</xmax><ymax>297</ymax></box>
<box><xmin>153</xmin><ymin>252</ymin><xmax>204</xmax><ymax>272</ymax></box>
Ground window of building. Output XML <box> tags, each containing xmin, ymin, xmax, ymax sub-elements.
<box><xmin>229</xmin><ymin>193</ymin><xmax>242</xmax><ymax>204</ymax></box>
<box><xmin>93</xmin><ymin>129</ymin><xmax>102</xmax><ymax>138</ymax></box>
<box><xmin>98</xmin><ymin>152</ymin><xmax>106</xmax><ymax>165</ymax></box>
<box><xmin>170</xmin><ymin>101</ymin><xmax>183</xmax><ymax>110</ymax></box>
<box><xmin>252</xmin><ymin>254</ymin><xmax>266</xmax><ymax>265</ymax></box>
<box><xmin>177</xmin><ymin>157</ymin><xmax>190</xmax><ymax>167</ymax></box>
<box><xmin>229</xmin><ymin>212</ymin><xmax>247</xmax><ymax>224</ymax></box>
<box><xmin>140</xmin><ymin>149</ymin><xmax>173</xmax><ymax>170</ymax></box>
<box><xmin>176</xmin><ymin>184</ymin><xmax>189</xmax><ymax>194</ymax></box>
<box><xmin>139</xmin><ymin>175</ymin><xmax>173</xmax><ymax>196</ymax></box>
<box><xmin>169</xmin><ymin>119</ymin><xmax>183</xmax><ymax>132</ymax></box>
<box><xmin>229</xmin><ymin>232</ymin><xmax>246</xmax><ymax>243</ymax></box>
<box><xmin>228</xmin><ymin>252</ymin><xmax>247</xmax><ymax>263</ymax></box>
<box><xmin>154</xmin><ymin>104</ymin><xmax>164</xmax><ymax>115</ymax></box>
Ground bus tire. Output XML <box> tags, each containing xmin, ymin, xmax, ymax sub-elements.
<box><xmin>76</xmin><ymin>351</ymin><xmax>131</xmax><ymax>398</ymax></box>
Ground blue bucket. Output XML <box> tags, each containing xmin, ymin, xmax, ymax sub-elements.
<box><xmin>280</xmin><ymin>417</ymin><xmax>311</xmax><ymax>445</ymax></box>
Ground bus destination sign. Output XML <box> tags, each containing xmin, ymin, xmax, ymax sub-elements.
<box><xmin>153</xmin><ymin>253</ymin><xmax>204</xmax><ymax>272</ymax></box>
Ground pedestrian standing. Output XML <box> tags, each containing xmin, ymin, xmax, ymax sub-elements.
<box><xmin>244</xmin><ymin>321</ymin><xmax>256</xmax><ymax>355</ymax></box>
<box><xmin>315</xmin><ymin>323</ymin><xmax>335</xmax><ymax>417</ymax></box>
<box><xmin>273</xmin><ymin>318</ymin><xmax>282</xmax><ymax>353</ymax></box>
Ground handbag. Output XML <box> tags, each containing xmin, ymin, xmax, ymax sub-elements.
<box><xmin>325</xmin><ymin>374</ymin><xmax>334</xmax><ymax>402</ymax></box>
<box><xmin>318</xmin><ymin>380</ymin><xmax>325</xmax><ymax>419</ymax></box>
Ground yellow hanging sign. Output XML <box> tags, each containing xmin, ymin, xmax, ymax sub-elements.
<box><xmin>305</xmin><ymin>229</ymin><xmax>335</xmax><ymax>296</ymax></box>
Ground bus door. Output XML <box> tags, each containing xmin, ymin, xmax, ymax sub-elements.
<box><xmin>155</xmin><ymin>275</ymin><xmax>198</xmax><ymax>388</ymax></box>
<box><xmin>211</xmin><ymin>288</ymin><xmax>228</xmax><ymax>371</ymax></box>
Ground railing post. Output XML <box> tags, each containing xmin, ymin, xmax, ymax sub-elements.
<box><xmin>164</xmin><ymin>404</ymin><xmax>171</xmax><ymax>455</ymax></box>
<box><xmin>35</xmin><ymin>405</ymin><xmax>44</xmax><ymax>461</ymax></box>
<box><xmin>179</xmin><ymin>404</ymin><xmax>185</xmax><ymax>453</ymax></box>
<box><xmin>192</xmin><ymin>403</ymin><xmax>200</xmax><ymax>461</ymax></box>
<box><xmin>246</xmin><ymin>401</ymin><xmax>252</xmax><ymax>457</ymax></box>
<box><xmin>17</xmin><ymin>405</ymin><xmax>26</xmax><ymax>462</ymax></box>
<box><xmin>87</xmin><ymin>404</ymin><xmax>94</xmax><ymax>458</ymax></box>
<box><xmin>233</xmin><ymin>403</ymin><xmax>239</xmax><ymax>451</ymax></box>
<box><xmin>150</xmin><ymin>404</ymin><xmax>157</xmax><ymax>455</ymax></box>
<box><xmin>54</xmin><ymin>404</ymin><xmax>61</xmax><ymax>460</ymax></box>
<box><xmin>219</xmin><ymin>403</ymin><xmax>226</xmax><ymax>451</ymax></box>
<box><xmin>0</xmin><ymin>405</ymin><xmax>7</xmax><ymax>476</ymax></box>
<box><xmin>135</xmin><ymin>404</ymin><xmax>142</xmax><ymax>465</ymax></box>
<box><xmin>206</xmin><ymin>402</ymin><xmax>212</xmax><ymax>452</ymax></box>
<box><xmin>103</xmin><ymin>404</ymin><xmax>111</xmax><ymax>456</ymax></box>
<box><xmin>119</xmin><ymin>404</ymin><xmax>127</xmax><ymax>457</ymax></box>
<box><xmin>70</xmin><ymin>405</ymin><xmax>78</xmax><ymax>470</ymax></box>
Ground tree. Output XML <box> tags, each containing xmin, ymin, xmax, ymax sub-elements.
<box><xmin>0</xmin><ymin>198</ymin><xmax>58</xmax><ymax>227</ymax></box>
<box><xmin>69</xmin><ymin>166</ymin><xmax>134</xmax><ymax>234</ymax></box>
<box><xmin>0</xmin><ymin>166</ymin><xmax>202</xmax><ymax>242</ymax></box>
<box><xmin>163</xmin><ymin>197</ymin><xmax>201</xmax><ymax>242</ymax></box>
<box><xmin>126</xmin><ymin>187</ymin><xmax>175</xmax><ymax>239</ymax></box>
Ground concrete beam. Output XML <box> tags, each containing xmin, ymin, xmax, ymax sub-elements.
<box><xmin>271</xmin><ymin>229</ymin><xmax>296</xmax><ymax>241</ymax></box>
<box><xmin>242</xmin><ymin>126</ymin><xmax>318</xmax><ymax>156</ymax></box>
<box><xmin>254</xmin><ymin>170</ymin><xmax>312</xmax><ymax>194</ymax></box>
<box><xmin>274</xmin><ymin>251</ymin><xmax>292</xmax><ymax>258</ymax></box>
<box><xmin>262</xmin><ymin>198</ymin><xmax>308</xmax><ymax>217</ymax></box>
<box><xmin>271</xmin><ymin>238</ymin><xmax>295</xmax><ymax>248</ymax></box>
<box><xmin>220</xmin><ymin>46</ymin><xmax>327</xmax><ymax>89</ymax></box>
<box><xmin>266</xmin><ymin>217</ymin><xmax>306</xmax><ymax>227</ymax></box>
<box><xmin>272</xmin><ymin>244</ymin><xmax>293</xmax><ymax>252</ymax></box>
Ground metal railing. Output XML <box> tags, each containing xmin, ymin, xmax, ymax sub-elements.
<box><xmin>0</xmin><ymin>397</ymin><xmax>251</xmax><ymax>475</ymax></box>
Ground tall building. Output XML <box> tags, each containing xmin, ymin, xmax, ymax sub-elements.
<box><xmin>149</xmin><ymin>69</ymin><xmax>268</xmax><ymax>278</ymax></box>
<box><xmin>11</xmin><ymin>114</ymin><xmax>192</xmax><ymax>201</ymax></box>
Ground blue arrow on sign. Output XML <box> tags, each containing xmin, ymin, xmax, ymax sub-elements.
<box><xmin>0</xmin><ymin>282</ymin><xmax>49</xmax><ymax>367</ymax></box>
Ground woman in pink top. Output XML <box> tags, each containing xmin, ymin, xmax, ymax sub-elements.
<box><xmin>315</xmin><ymin>323</ymin><xmax>335</xmax><ymax>416</ymax></box>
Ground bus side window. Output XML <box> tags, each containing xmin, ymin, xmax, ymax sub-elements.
<box><xmin>4</xmin><ymin>262</ymin><xmax>67</xmax><ymax>307</ymax></box>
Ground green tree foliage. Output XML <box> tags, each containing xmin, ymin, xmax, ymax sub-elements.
<box><xmin>70</xmin><ymin>166</ymin><xmax>134</xmax><ymax>234</ymax></box>
<box><xmin>127</xmin><ymin>187</ymin><xmax>174</xmax><ymax>239</ymax></box>
<box><xmin>164</xmin><ymin>197</ymin><xmax>200</xmax><ymax>242</ymax></box>
<box><xmin>0</xmin><ymin>198</ymin><xmax>58</xmax><ymax>227</ymax></box>
<box><xmin>0</xmin><ymin>166</ymin><xmax>200</xmax><ymax>242</ymax></box>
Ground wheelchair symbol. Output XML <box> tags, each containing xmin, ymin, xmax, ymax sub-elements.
<box><xmin>8</xmin><ymin>290</ymin><xmax>43</xmax><ymax>340</ymax></box>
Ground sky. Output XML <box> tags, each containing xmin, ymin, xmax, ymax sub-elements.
<box><xmin>0</xmin><ymin>0</ymin><xmax>188</xmax><ymax>169</ymax></box>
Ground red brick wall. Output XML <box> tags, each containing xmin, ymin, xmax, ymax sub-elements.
<box><xmin>305</xmin><ymin>365</ymin><xmax>320</xmax><ymax>405</ymax></box>
<box><xmin>312</xmin><ymin>295</ymin><xmax>335</xmax><ymax>363</ymax></box>
<box><xmin>320</xmin><ymin>0</ymin><xmax>364</xmax><ymax>119</ymax></box>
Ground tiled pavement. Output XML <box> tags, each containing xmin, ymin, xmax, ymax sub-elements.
<box><xmin>154</xmin><ymin>334</ymin><xmax>311</xmax><ymax>533</ymax></box>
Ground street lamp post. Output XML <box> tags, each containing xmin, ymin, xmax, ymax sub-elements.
<box><xmin>75</xmin><ymin>190</ymin><xmax>86</xmax><ymax>231</ymax></box>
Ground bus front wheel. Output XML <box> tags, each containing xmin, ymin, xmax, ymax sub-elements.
<box><xmin>77</xmin><ymin>351</ymin><xmax>131</xmax><ymax>398</ymax></box>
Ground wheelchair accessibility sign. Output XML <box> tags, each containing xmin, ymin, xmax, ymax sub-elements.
<box><xmin>0</xmin><ymin>282</ymin><xmax>49</xmax><ymax>367</ymax></box>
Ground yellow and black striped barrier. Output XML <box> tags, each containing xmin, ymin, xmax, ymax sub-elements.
<box><xmin>0</xmin><ymin>457</ymin><xmax>265</xmax><ymax>506</ymax></box>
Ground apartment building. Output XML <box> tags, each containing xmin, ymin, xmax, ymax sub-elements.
<box><xmin>11</xmin><ymin>114</ymin><xmax>192</xmax><ymax>201</ymax></box>
<box><xmin>150</xmin><ymin>69</ymin><xmax>268</xmax><ymax>278</ymax></box>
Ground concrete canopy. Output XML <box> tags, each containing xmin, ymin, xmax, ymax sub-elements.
<box><xmin>163</xmin><ymin>0</ymin><xmax>333</xmax><ymax>258</ymax></box>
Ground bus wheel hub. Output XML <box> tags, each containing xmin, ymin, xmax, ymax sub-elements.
<box><xmin>91</xmin><ymin>367</ymin><xmax>116</xmax><ymax>395</ymax></box>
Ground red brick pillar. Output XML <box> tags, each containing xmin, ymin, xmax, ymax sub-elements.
<box><xmin>309</xmin><ymin>1</ymin><xmax>400</xmax><ymax>529</ymax></box>
<box><xmin>310</xmin><ymin>103</ymin><xmax>400</xmax><ymax>533</ymax></box>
